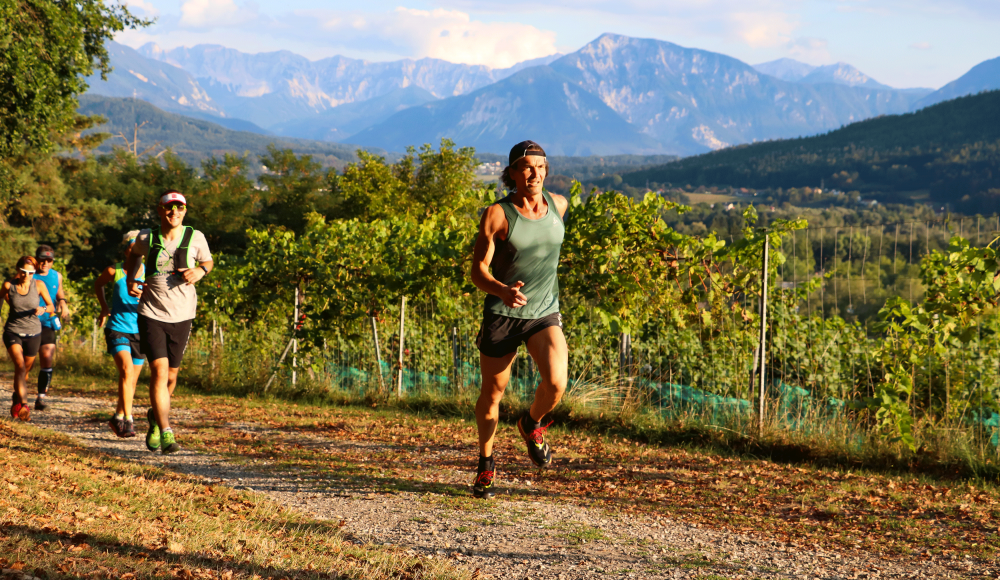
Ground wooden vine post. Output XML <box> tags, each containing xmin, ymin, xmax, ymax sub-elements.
<box><xmin>757</xmin><ymin>232</ymin><xmax>770</xmax><ymax>436</ymax></box>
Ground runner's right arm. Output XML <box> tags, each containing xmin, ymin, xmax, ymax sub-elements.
<box><xmin>471</xmin><ymin>204</ymin><xmax>528</xmax><ymax>309</ymax></box>
<box><xmin>36</xmin><ymin>280</ymin><xmax>54</xmax><ymax>316</ymax></box>
<box><xmin>125</xmin><ymin>241</ymin><xmax>144</xmax><ymax>298</ymax></box>
<box><xmin>93</xmin><ymin>266</ymin><xmax>116</xmax><ymax>327</ymax></box>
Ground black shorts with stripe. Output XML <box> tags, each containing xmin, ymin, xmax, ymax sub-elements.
<box><xmin>138</xmin><ymin>315</ymin><xmax>192</xmax><ymax>368</ymax></box>
<box><xmin>476</xmin><ymin>311</ymin><xmax>562</xmax><ymax>358</ymax></box>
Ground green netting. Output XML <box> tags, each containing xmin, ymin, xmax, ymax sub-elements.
<box><xmin>315</xmin><ymin>362</ymin><xmax>999</xmax><ymax>448</ymax></box>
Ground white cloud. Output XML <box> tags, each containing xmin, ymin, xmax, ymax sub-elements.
<box><xmin>727</xmin><ymin>11</ymin><xmax>798</xmax><ymax>47</ymax></box>
<box><xmin>179</xmin><ymin>0</ymin><xmax>257</xmax><ymax>28</ymax></box>
<box><xmin>124</xmin><ymin>0</ymin><xmax>159</xmax><ymax>17</ymax></box>
<box><xmin>910</xmin><ymin>41</ymin><xmax>932</xmax><ymax>50</ymax></box>
<box><xmin>306</xmin><ymin>8</ymin><xmax>558</xmax><ymax>68</ymax></box>
<box><xmin>787</xmin><ymin>37</ymin><xmax>831</xmax><ymax>62</ymax></box>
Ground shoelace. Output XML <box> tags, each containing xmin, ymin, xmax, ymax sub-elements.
<box><xmin>475</xmin><ymin>470</ymin><xmax>494</xmax><ymax>486</ymax></box>
<box><xmin>527</xmin><ymin>420</ymin><xmax>554</xmax><ymax>445</ymax></box>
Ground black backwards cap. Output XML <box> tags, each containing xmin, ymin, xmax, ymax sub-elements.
<box><xmin>35</xmin><ymin>247</ymin><xmax>55</xmax><ymax>261</ymax></box>
<box><xmin>508</xmin><ymin>140</ymin><xmax>546</xmax><ymax>166</ymax></box>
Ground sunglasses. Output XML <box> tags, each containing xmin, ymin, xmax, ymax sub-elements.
<box><xmin>19</xmin><ymin>269</ymin><xmax>35</xmax><ymax>275</ymax></box>
<box><xmin>163</xmin><ymin>203</ymin><xmax>187</xmax><ymax>212</ymax></box>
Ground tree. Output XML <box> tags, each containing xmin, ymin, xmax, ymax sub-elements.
<box><xmin>0</xmin><ymin>0</ymin><xmax>148</xmax><ymax>266</ymax></box>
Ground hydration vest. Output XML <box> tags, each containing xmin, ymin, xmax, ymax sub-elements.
<box><xmin>148</xmin><ymin>226</ymin><xmax>195</xmax><ymax>276</ymax></box>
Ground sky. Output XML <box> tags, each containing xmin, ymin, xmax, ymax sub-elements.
<box><xmin>117</xmin><ymin>0</ymin><xmax>1000</xmax><ymax>89</ymax></box>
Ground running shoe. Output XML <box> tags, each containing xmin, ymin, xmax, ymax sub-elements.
<box><xmin>160</xmin><ymin>430</ymin><xmax>180</xmax><ymax>454</ymax></box>
<box><xmin>34</xmin><ymin>397</ymin><xmax>47</xmax><ymax>411</ymax></box>
<box><xmin>109</xmin><ymin>416</ymin><xmax>126</xmax><ymax>438</ymax></box>
<box><xmin>145</xmin><ymin>408</ymin><xmax>160</xmax><ymax>451</ymax></box>
<box><xmin>472</xmin><ymin>457</ymin><xmax>496</xmax><ymax>499</ymax></box>
<box><xmin>10</xmin><ymin>403</ymin><xmax>30</xmax><ymax>422</ymax></box>
<box><xmin>517</xmin><ymin>413</ymin><xmax>553</xmax><ymax>468</ymax></box>
<box><xmin>123</xmin><ymin>418</ymin><xmax>136</xmax><ymax>438</ymax></box>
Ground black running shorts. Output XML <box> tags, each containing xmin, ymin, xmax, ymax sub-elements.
<box><xmin>40</xmin><ymin>327</ymin><xmax>58</xmax><ymax>346</ymax></box>
<box><xmin>3</xmin><ymin>330</ymin><xmax>42</xmax><ymax>358</ymax></box>
<box><xmin>105</xmin><ymin>328</ymin><xmax>145</xmax><ymax>364</ymax></box>
<box><xmin>476</xmin><ymin>311</ymin><xmax>562</xmax><ymax>358</ymax></box>
<box><xmin>137</xmin><ymin>315</ymin><xmax>192</xmax><ymax>368</ymax></box>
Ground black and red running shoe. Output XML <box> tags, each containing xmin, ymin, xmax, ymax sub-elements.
<box><xmin>10</xmin><ymin>402</ymin><xmax>30</xmax><ymax>422</ymax></box>
<box><xmin>517</xmin><ymin>413</ymin><xmax>553</xmax><ymax>468</ymax></box>
<box><xmin>473</xmin><ymin>456</ymin><xmax>496</xmax><ymax>499</ymax></box>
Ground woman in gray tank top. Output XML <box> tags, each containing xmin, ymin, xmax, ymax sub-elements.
<box><xmin>2</xmin><ymin>256</ymin><xmax>55</xmax><ymax>421</ymax></box>
<box><xmin>469</xmin><ymin>140</ymin><xmax>570</xmax><ymax>499</ymax></box>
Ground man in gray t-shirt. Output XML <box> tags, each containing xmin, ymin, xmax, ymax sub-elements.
<box><xmin>131</xmin><ymin>226</ymin><xmax>212</xmax><ymax>322</ymax></box>
<box><xmin>125</xmin><ymin>190</ymin><xmax>214</xmax><ymax>455</ymax></box>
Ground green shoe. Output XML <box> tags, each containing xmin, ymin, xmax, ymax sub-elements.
<box><xmin>145</xmin><ymin>408</ymin><xmax>160</xmax><ymax>451</ymax></box>
<box><xmin>160</xmin><ymin>430</ymin><xmax>180</xmax><ymax>454</ymax></box>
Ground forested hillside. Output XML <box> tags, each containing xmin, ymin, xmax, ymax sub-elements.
<box><xmin>615</xmin><ymin>91</ymin><xmax>1000</xmax><ymax>214</ymax></box>
<box><xmin>78</xmin><ymin>95</ymin><xmax>372</xmax><ymax>171</ymax></box>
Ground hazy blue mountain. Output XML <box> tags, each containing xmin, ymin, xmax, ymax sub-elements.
<box><xmin>798</xmin><ymin>63</ymin><xmax>893</xmax><ymax>90</ymax></box>
<box><xmin>913</xmin><ymin>56</ymin><xmax>1000</xmax><ymax>110</ymax></box>
<box><xmin>176</xmin><ymin>110</ymin><xmax>272</xmax><ymax>135</ymax></box>
<box><xmin>753</xmin><ymin>58</ymin><xmax>816</xmax><ymax>82</ymax></box>
<box><xmin>346</xmin><ymin>66</ymin><xmax>664</xmax><ymax>156</ymax></box>
<box><xmin>85</xmin><ymin>41</ymin><xmax>224</xmax><ymax>117</ymax></box>
<box><xmin>270</xmin><ymin>86</ymin><xmax>438</xmax><ymax>142</ymax></box>
<box><xmin>549</xmin><ymin>34</ymin><xmax>920</xmax><ymax>154</ymax></box>
<box><xmin>139</xmin><ymin>43</ymin><xmax>561</xmax><ymax>129</ymax></box>
<box><xmin>77</xmin><ymin>94</ymin><xmax>371</xmax><ymax>171</ymax></box>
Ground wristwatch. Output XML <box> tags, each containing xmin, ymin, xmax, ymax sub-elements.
<box><xmin>199</xmin><ymin>265</ymin><xmax>209</xmax><ymax>275</ymax></box>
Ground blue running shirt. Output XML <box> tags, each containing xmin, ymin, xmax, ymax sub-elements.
<box><xmin>34</xmin><ymin>269</ymin><xmax>61</xmax><ymax>329</ymax></box>
<box><xmin>107</xmin><ymin>263</ymin><xmax>144</xmax><ymax>334</ymax></box>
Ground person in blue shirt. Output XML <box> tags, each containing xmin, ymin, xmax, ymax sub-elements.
<box><xmin>94</xmin><ymin>231</ymin><xmax>146</xmax><ymax>438</ymax></box>
<box><xmin>33</xmin><ymin>245</ymin><xmax>68</xmax><ymax>411</ymax></box>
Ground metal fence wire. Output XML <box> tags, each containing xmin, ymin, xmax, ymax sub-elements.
<box><xmin>182</xmin><ymin>216</ymin><xmax>1000</xmax><ymax>446</ymax></box>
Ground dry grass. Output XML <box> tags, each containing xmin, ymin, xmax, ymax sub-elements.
<box><xmin>0</xmin><ymin>420</ymin><xmax>468</xmax><ymax>580</ymax></box>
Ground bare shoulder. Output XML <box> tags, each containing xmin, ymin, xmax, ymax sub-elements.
<box><xmin>479</xmin><ymin>203</ymin><xmax>507</xmax><ymax>235</ymax></box>
<box><xmin>550</xmin><ymin>193</ymin><xmax>569</xmax><ymax>217</ymax></box>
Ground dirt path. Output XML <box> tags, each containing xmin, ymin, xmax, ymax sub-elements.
<box><xmin>4</xmin><ymin>386</ymin><xmax>988</xmax><ymax>580</ymax></box>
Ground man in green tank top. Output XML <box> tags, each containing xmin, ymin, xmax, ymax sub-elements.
<box><xmin>470</xmin><ymin>140</ymin><xmax>569</xmax><ymax>499</ymax></box>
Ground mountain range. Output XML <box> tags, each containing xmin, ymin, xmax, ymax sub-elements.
<box><xmin>84</xmin><ymin>34</ymin><xmax>1000</xmax><ymax>157</ymax></box>
<box><xmin>77</xmin><ymin>94</ymin><xmax>367</xmax><ymax>171</ymax></box>
<box><xmin>609</xmin><ymin>89</ymin><xmax>1000</xmax><ymax>209</ymax></box>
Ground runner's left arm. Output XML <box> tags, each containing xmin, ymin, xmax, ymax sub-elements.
<box><xmin>179</xmin><ymin>232</ymin><xmax>213</xmax><ymax>285</ymax></box>
<box><xmin>552</xmin><ymin>193</ymin><xmax>569</xmax><ymax>219</ymax></box>
<box><xmin>55</xmin><ymin>271</ymin><xmax>68</xmax><ymax>318</ymax></box>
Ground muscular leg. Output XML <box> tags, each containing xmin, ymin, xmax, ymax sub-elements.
<box><xmin>167</xmin><ymin>367</ymin><xmax>179</xmax><ymax>397</ymax></box>
<box><xmin>149</xmin><ymin>358</ymin><xmax>173</xmax><ymax>431</ymax></box>
<box><xmin>126</xmin><ymin>363</ymin><xmax>144</xmax><ymax>417</ymax></box>
<box><xmin>37</xmin><ymin>343</ymin><xmax>55</xmax><ymax>395</ymax></box>
<box><xmin>525</xmin><ymin>326</ymin><xmax>569</xmax><ymax>422</ymax></box>
<box><xmin>112</xmin><ymin>350</ymin><xmax>135</xmax><ymax>416</ymax></box>
<box><xmin>6</xmin><ymin>345</ymin><xmax>29</xmax><ymax>405</ymax></box>
<box><xmin>476</xmin><ymin>351</ymin><xmax>517</xmax><ymax>458</ymax></box>
<box><xmin>38</xmin><ymin>343</ymin><xmax>56</xmax><ymax>371</ymax></box>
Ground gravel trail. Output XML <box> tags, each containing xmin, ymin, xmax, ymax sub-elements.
<box><xmin>5</xmin><ymin>387</ymin><xmax>991</xmax><ymax>580</ymax></box>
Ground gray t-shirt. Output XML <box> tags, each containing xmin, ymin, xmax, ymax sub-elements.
<box><xmin>133</xmin><ymin>227</ymin><xmax>212</xmax><ymax>323</ymax></box>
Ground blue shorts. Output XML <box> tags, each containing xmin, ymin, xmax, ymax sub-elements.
<box><xmin>105</xmin><ymin>329</ymin><xmax>145</xmax><ymax>366</ymax></box>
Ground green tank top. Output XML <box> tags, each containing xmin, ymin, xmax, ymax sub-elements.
<box><xmin>484</xmin><ymin>190</ymin><xmax>565</xmax><ymax>319</ymax></box>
